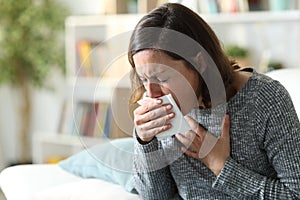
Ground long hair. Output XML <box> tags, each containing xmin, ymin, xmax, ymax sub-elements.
<box><xmin>128</xmin><ymin>3</ymin><xmax>236</xmax><ymax>108</ymax></box>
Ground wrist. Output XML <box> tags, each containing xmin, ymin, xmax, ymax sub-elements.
<box><xmin>137</xmin><ymin>136</ymin><xmax>153</xmax><ymax>145</ymax></box>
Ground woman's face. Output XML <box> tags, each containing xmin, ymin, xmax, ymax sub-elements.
<box><xmin>133</xmin><ymin>50</ymin><xmax>199</xmax><ymax>114</ymax></box>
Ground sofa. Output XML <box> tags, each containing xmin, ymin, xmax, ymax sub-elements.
<box><xmin>0</xmin><ymin>68</ymin><xmax>299</xmax><ymax>200</ymax></box>
<box><xmin>0</xmin><ymin>138</ymin><xmax>139</xmax><ymax>200</ymax></box>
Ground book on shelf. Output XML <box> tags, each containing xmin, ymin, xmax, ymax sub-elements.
<box><xmin>57</xmin><ymin>100</ymin><xmax>73</xmax><ymax>134</ymax></box>
<box><xmin>78</xmin><ymin>102</ymin><xmax>129</xmax><ymax>139</ymax></box>
<box><xmin>57</xmin><ymin>100</ymin><xmax>115</xmax><ymax>138</ymax></box>
<box><xmin>197</xmin><ymin>0</ymin><xmax>250</xmax><ymax>14</ymax></box>
<box><xmin>218</xmin><ymin>0</ymin><xmax>239</xmax><ymax>13</ymax></box>
<box><xmin>93</xmin><ymin>102</ymin><xmax>111</xmax><ymax>138</ymax></box>
<box><xmin>80</xmin><ymin>102</ymin><xmax>99</xmax><ymax>137</ymax></box>
<box><xmin>72</xmin><ymin>101</ymin><xmax>88</xmax><ymax>136</ymax></box>
<box><xmin>103</xmin><ymin>104</ymin><xmax>113</xmax><ymax>138</ymax></box>
<box><xmin>77</xmin><ymin>40</ymin><xmax>93</xmax><ymax>77</ymax></box>
<box><xmin>76</xmin><ymin>40</ymin><xmax>109</xmax><ymax>77</ymax></box>
<box><xmin>247</xmin><ymin>0</ymin><xmax>264</xmax><ymax>11</ymax></box>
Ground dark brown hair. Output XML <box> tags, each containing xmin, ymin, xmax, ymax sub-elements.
<box><xmin>128</xmin><ymin>3</ymin><xmax>236</xmax><ymax>107</ymax></box>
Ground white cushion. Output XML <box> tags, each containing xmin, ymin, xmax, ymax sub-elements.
<box><xmin>265</xmin><ymin>68</ymin><xmax>300</xmax><ymax>117</ymax></box>
<box><xmin>0</xmin><ymin>164</ymin><xmax>81</xmax><ymax>200</ymax></box>
<box><xmin>0</xmin><ymin>164</ymin><xmax>138</xmax><ymax>200</ymax></box>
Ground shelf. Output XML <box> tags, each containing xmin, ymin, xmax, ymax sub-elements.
<box><xmin>67</xmin><ymin>76</ymin><xmax>131</xmax><ymax>102</ymax></box>
<box><xmin>201</xmin><ymin>10</ymin><xmax>300</xmax><ymax>24</ymax></box>
<box><xmin>66</xmin><ymin>10</ymin><xmax>300</xmax><ymax>27</ymax></box>
<box><xmin>32</xmin><ymin>133</ymin><xmax>107</xmax><ymax>164</ymax></box>
<box><xmin>65</xmin><ymin>14</ymin><xmax>143</xmax><ymax>29</ymax></box>
<box><xmin>34</xmin><ymin>133</ymin><xmax>105</xmax><ymax>146</ymax></box>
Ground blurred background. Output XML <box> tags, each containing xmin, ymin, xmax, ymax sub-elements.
<box><xmin>0</xmin><ymin>0</ymin><xmax>299</xmax><ymax>172</ymax></box>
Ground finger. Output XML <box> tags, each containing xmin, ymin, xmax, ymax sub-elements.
<box><xmin>134</xmin><ymin>104</ymin><xmax>173</xmax><ymax>125</ymax></box>
<box><xmin>175</xmin><ymin>132</ymin><xmax>190</xmax><ymax>146</ymax></box>
<box><xmin>137</xmin><ymin>122</ymin><xmax>172</xmax><ymax>140</ymax></box>
<box><xmin>198</xmin><ymin>132</ymin><xmax>218</xmax><ymax>159</ymax></box>
<box><xmin>141</xmin><ymin>112</ymin><xmax>174</xmax><ymax>131</ymax></box>
<box><xmin>184</xmin><ymin>130</ymin><xmax>196</xmax><ymax>140</ymax></box>
<box><xmin>181</xmin><ymin>146</ymin><xmax>198</xmax><ymax>160</ymax></box>
<box><xmin>176</xmin><ymin>131</ymin><xmax>202</xmax><ymax>152</ymax></box>
<box><xmin>143</xmin><ymin>104</ymin><xmax>173</xmax><ymax>122</ymax></box>
<box><xmin>135</xmin><ymin>98</ymin><xmax>162</xmax><ymax>115</ymax></box>
<box><xmin>136</xmin><ymin>107</ymin><xmax>174</xmax><ymax>126</ymax></box>
<box><xmin>184</xmin><ymin>116</ymin><xmax>198</xmax><ymax>131</ymax></box>
<box><xmin>184</xmin><ymin>116</ymin><xmax>207</xmax><ymax>136</ymax></box>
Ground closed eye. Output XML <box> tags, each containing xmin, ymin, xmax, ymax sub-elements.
<box><xmin>138</xmin><ymin>76</ymin><xmax>147</xmax><ymax>83</ymax></box>
<box><xmin>157</xmin><ymin>78</ymin><xmax>168</xmax><ymax>83</ymax></box>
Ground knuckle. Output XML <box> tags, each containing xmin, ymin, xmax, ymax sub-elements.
<box><xmin>148</xmin><ymin>110</ymin><xmax>156</xmax><ymax>120</ymax></box>
<box><xmin>162</xmin><ymin>106</ymin><xmax>169</xmax><ymax>114</ymax></box>
<box><xmin>134</xmin><ymin>117</ymin><xmax>141</xmax><ymax>125</ymax></box>
<box><xmin>133</xmin><ymin>109</ymin><xmax>139</xmax><ymax>116</ymax></box>
<box><xmin>144</xmin><ymin>104</ymin><xmax>150</xmax><ymax>112</ymax></box>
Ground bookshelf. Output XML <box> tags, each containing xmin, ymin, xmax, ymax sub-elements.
<box><xmin>32</xmin><ymin>1</ymin><xmax>300</xmax><ymax>164</ymax></box>
<box><xmin>104</xmin><ymin>0</ymin><xmax>162</xmax><ymax>14</ymax></box>
<box><xmin>32</xmin><ymin>15</ymin><xmax>140</xmax><ymax>164</ymax></box>
<box><xmin>32</xmin><ymin>133</ymin><xmax>106</xmax><ymax>164</ymax></box>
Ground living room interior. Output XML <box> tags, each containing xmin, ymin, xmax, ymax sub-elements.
<box><xmin>1</xmin><ymin>0</ymin><xmax>300</xmax><ymax>199</ymax></box>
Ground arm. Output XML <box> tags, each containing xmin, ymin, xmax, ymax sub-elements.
<box><xmin>132</xmin><ymin>96</ymin><xmax>177</xmax><ymax>199</ymax></box>
<box><xmin>213</xmin><ymin>83</ymin><xmax>300</xmax><ymax>199</ymax></box>
<box><xmin>133</xmin><ymin>137</ymin><xmax>177</xmax><ymax>199</ymax></box>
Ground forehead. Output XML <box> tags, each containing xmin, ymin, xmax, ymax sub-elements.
<box><xmin>133</xmin><ymin>50</ymin><xmax>170</xmax><ymax>65</ymax></box>
<box><xmin>133</xmin><ymin>50</ymin><xmax>189</xmax><ymax>76</ymax></box>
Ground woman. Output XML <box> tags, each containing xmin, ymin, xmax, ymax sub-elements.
<box><xmin>128</xmin><ymin>3</ymin><xmax>300</xmax><ymax>199</ymax></box>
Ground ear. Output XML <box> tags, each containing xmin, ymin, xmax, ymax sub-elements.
<box><xmin>194</xmin><ymin>52</ymin><xmax>207</xmax><ymax>74</ymax></box>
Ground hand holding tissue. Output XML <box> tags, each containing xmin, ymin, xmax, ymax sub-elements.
<box><xmin>138</xmin><ymin>94</ymin><xmax>190</xmax><ymax>140</ymax></box>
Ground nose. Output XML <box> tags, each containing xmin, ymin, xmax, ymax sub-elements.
<box><xmin>145</xmin><ymin>82</ymin><xmax>163</xmax><ymax>98</ymax></box>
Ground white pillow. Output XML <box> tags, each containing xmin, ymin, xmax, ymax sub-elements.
<box><xmin>58</xmin><ymin>138</ymin><xmax>135</xmax><ymax>192</ymax></box>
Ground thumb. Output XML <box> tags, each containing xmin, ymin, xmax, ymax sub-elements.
<box><xmin>184</xmin><ymin>115</ymin><xmax>199</xmax><ymax>132</ymax></box>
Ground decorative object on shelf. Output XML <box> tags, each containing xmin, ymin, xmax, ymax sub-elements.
<box><xmin>0</xmin><ymin>0</ymin><xmax>69</xmax><ymax>163</ymax></box>
<box><xmin>225</xmin><ymin>45</ymin><xmax>251</xmax><ymax>68</ymax></box>
<box><xmin>248</xmin><ymin>0</ymin><xmax>264</xmax><ymax>11</ymax></box>
<box><xmin>267</xmin><ymin>61</ymin><xmax>284</xmax><ymax>72</ymax></box>
<box><xmin>127</xmin><ymin>0</ymin><xmax>138</xmax><ymax>13</ymax></box>
<box><xmin>76</xmin><ymin>40</ymin><xmax>109</xmax><ymax>77</ymax></box>
<box><xmin>269</xmin><ymin>0</ymin><xmax>290</xmax><ymax>11</ymax></box>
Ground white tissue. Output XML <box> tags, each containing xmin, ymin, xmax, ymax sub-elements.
<box><xmin>138</xmin><ymin>94</ymin><xmax>191</xmax><ymax>140</ymax></box>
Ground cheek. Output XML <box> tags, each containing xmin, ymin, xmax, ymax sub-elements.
<box><xmin>167</xmin><ymin>77</ymin><xmax>199</xmax><ymax>115</ymax></box>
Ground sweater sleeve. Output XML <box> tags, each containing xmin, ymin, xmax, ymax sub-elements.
<box><xmin>213</xmin><ymin>81</ymin><xmax>300</xmax><ymax>199</ymax></box>
<box><xmin>133</xmin><ymin>137</ymin><xmax>178</xmax><ymax>200</ymax></box>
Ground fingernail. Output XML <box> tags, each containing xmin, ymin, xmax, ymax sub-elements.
<box><xmin>166</xmin><ymin>104</ymin><xmax>172</xmax><ymax>109</ymax></box>
<box><xmin>169</xmin><ymin>112</ymin><xmax>175</xmax><ymax>118</ymax></box>
<box><xmin>156</xmin><ymin>99</ymin><xmax>162</xmax><ymax>104</ymax></box>
<box><xmin>164</xmin><ymin>123</ymin><xmax>172</xmax><ymax>130</ymax></box>
<box><xmin>225</xmin><ymin>114</ymin><xmax>229</xmax><ymax>120</ymax></box>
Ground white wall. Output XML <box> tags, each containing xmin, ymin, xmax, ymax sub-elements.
<box><xmin>0</xmin><ymin>86</ymin><xmax>22</xmax><ymax>167</ymax></box>
<box><xmin>0</xmin><ymin>71</ymin><xmax>65</xmax><ymax>168</ymax></box>
<box><xmin>58</xmin><ymin>0</ymin><xmax>105</xmax><ymax>15</ymax></box>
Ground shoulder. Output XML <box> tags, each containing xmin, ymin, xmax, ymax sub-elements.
<box><xmin>252</xmin><ymin>70</ymin><xmax>290</xmax><ymax>98</ymax></box>
<box><xmin>250</xmin><ymin>70</ymin><xmax>294</xmax><ymax>113</ymax></box>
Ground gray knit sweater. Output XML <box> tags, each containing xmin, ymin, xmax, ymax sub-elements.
<box><xmin>133</xmin><ymin>70</ymin><xmax>300</xmax><ymax>199</ymax></box>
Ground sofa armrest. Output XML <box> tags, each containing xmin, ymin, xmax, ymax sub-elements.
<box><xmin>0</xmin><ymin>164</ymin><xmax>139</xmax><ymax>200</ymax></box>
<box><xmin>0</xmin><ymin>164</ymin><xmax>81</xmax><ymax>200</ymax></box>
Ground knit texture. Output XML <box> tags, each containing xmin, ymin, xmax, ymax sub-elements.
<box><xmin>133</xmin><ymin>70</ymin><xmax>300</xmax><ymax>199</ymax></box>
